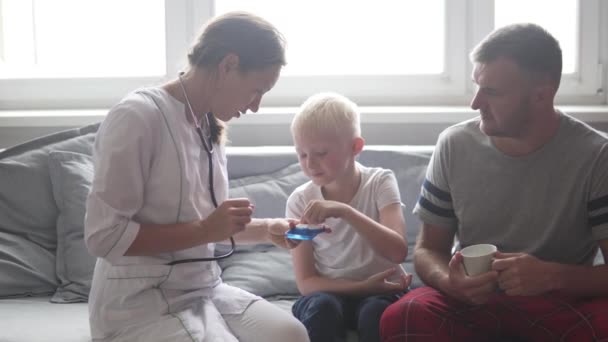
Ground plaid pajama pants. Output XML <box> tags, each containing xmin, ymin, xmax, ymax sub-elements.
<box><xmin>380</xmin><ymin>287</ymin><xmax>608</xmax><ymax>342</ymax></box>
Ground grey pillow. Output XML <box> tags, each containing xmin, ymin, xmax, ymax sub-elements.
<box><xmin>0</xmin><ymin>127</ymin><xmax>98</xmax><ymax>298</ymax></box>
<box><xmin>0</xmin><ymin>232</ymin><xmax>56</xmax><ymax>298</ymax></box>
<box><xmin>219</xmin><ymin>162</ymin><xmax>309</xmax><ymax>296</ymax></box>
<box><xmin>48</xmin><ymin>151</ymin><xmax>96</xmax><ymax>303</ymax></box>
<box><xmin>359</xmin><ymin>149</ymin><xmax>431</xmax><ymax>289</ymax></box>
<box><xmin>0</xmin><ymin>133</ymin><xmax>96</xmax><ymax>252</ymax></box>
<box><xmin>228</xmin><ymin>162</ymin><xmax>308</xmax><ymax>219</ymax></box>
<box><xmin>217</xmin><ymin>162</ymin><xmax>309</xmax><ymax>255</ymax></box>
<box><xmin>219</xmin><ymin>247</ymin><xmax>299</xmax><ymax>297</ymax></box>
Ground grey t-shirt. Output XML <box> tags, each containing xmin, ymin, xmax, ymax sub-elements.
<box><xmin>413</xmin><ymin>112</ymin><xmax>608</xmax><ymax>265</ymax></box>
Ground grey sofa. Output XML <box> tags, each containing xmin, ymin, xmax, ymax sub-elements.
<box><xmin>0</xmin><ymin>123</ymin><xmax>432</xmax><ymax>342</ymax></box>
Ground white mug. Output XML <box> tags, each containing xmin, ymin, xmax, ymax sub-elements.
<box><xmin>460</xmin><ymin>244</ymin><xmax>497</xmax><ymax>276</ymax></box>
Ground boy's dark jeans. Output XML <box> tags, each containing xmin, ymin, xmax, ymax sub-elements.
<box><xmin>292</xmin><ymin>291</ymin><xmax>403</xmax><ymax>342</ymax></box>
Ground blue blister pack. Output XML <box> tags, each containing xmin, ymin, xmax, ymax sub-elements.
<box><xmin>285</xmin><ymin>225</ymin><xmax>328</xmax><ymax>240</ymax></box>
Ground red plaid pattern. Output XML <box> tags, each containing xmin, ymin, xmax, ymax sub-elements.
<box><xmin>380</xmin><ymin>287</ymin><xmax>608</xmax><ymax>342</ymax></box>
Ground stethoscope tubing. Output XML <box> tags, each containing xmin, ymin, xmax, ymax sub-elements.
<box><xmin>167</xmin><ymin>74</ymin><xmax>236</xmax><ymax>265</ymax></box>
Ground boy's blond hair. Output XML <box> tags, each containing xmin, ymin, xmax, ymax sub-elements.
<box><xmin>291</xmin><ymin>92</ymin><xmax>361</xmax><ymax>141</ymax></box>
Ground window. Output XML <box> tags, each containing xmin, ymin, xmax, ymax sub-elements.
<box><xmin>218</xmin><ymin>1</ymin><xmax>446</xmax><ymax>76</ymax></box>
<box><xmin>492</xmin><ymin>0</ymin><xmax>602</xmax><ymax>104</ymax></box>
<box><xmin>0</xmin><ymin>0</ymin><xmax>165</xmax><ymax>78</ymax></box>
<box><xmin>0</xmin><ymin>0</ymin><xmax>175</xmax><ymax>109</ymax></box>
<box><xmin>216</xmin><ymin>0</ymin><xmax>466</xmax><ymax>106</ymax></box>
<box><xmin>0</xmin><ymin>0</ymin><xmax>605</xmax><ymax>110</ymax></box>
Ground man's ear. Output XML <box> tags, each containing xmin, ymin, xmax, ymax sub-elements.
<box><xmin>352</xmin><ymin>137</ymin><xmax>365</xmax><ymax>155</ymax></box>
<box><xmin>530</xmin><ymin>84</ymin><xmax>556</xmax><ymax>111</ymax></box>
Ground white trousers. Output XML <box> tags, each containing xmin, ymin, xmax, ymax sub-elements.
<box><xmin>97</xmin><ymin>299</ymin><xmax>309</xmax><ymax>342</ymax></box>
<box><xmin>224</xmin><ymin>299</ymin><xmax>310</xmax><ymax>342</ymax></box>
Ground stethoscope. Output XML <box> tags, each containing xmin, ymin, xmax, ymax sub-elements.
<box><xmin>166</xmin><ymin>72</ymin><xmax>236</xmax><ymax>265</ymax></box>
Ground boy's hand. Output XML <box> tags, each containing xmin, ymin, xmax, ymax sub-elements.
<box><xmin>361</xmin><ymin>268</ymin><xmax>411</xmax><ymax>295</ymax></box>
<box><xmin>301</xmin><ymin>200</ymin><xmax>349</xmax><ymax>224</ymax></box>
<box><xmin>266</xmin><ymin>218</ymin><xmax>300</xmax><ymax>249</ymax></box>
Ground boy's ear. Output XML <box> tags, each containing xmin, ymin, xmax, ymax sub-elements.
<box><xmin>352</xmin><ymin>137</ymin><xmax>365</xmax><ymax>155</ymax></box>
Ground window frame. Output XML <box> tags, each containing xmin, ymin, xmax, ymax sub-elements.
<box><xmin>0</xmin><ymin>0</ymin><xmax>605</xmax><ymax>110</ymax></box>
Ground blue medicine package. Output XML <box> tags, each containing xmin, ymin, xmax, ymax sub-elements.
<box><xmin>285</xmin><ymin>224</ymin><xmax>328</xmax><ymax>240</ymax></box>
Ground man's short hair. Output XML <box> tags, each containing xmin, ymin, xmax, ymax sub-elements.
<box><xmin>291</xmin><ymin>92</ymin><xmax>361</xmax><ymax>141</ymax></box>
<box><xmin>470</xmin><ymin>23</ymin><xmax>562</xmax><ymax>87</ymax></box>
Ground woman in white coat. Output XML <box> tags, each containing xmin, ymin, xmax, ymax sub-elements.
<box><xmin>85</xmin><ymin>12</ymin><xmax>309</xmax><ymax>342</ymax></box>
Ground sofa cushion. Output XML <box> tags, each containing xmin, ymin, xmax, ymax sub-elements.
<box><xmin>229</xmin><ymin>162</ymin><xmax>308</xmax><ymax>219</ymax></box>
<box><xmin>0</xmin><ymin>123</ymin><xmax>99</xmax><ymax>298</ymax></box>
<box><xmin>356</xmin><ymin>147</ymin><xmax>431</xmax><ymax>288</ymax></box>
<box><xmin>48</xmin><ymin>151</ymin><xmax>96</xmax><ymax>303</ymax></box>
<box><xmin>219</xmin><ymin>247</ymin><xmax>299</xmax><ymax>297</ymax></box>
<box><xmin>221</xmin><ymin>148</ymin><xmax>431</xmax><ymax>292</ymax></box>
<box><xmin>0</xmin><ymin>297</ymin><xmax>90</xmax><ymax>342</ymax></box>
<box><xmin>0</xmin><ymin>232</ymin><xmax>57</xmax><ymax>298</ymax></box>
<box><xmin>219</xmin><ymin>162</ymin><xmax>309</xmax><ymax>296</ymax></box>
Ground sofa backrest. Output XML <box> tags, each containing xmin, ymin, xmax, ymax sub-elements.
<box><xmin>0</xmin><ymin>123</ymin><xmax>433</xmax><ymax>300</ymax></box>
<box><xmin>226</xmin><ymin>145</ymin><xmax>432</xmax><ymax>240</ymax></box>
<box><xmin>2</xmin><ymin>124</ymin><xmax>602</xmax><ymax>302</ymax></box>
<box><xmin>222</xmin><ymin>145</ymin><xmax>433</xmax><ymax>292</ymax></box>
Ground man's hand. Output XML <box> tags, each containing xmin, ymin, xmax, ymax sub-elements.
<box><xmin>301</xmin><ymin>200</ymin><xmax>349</xmax><ymax>224</ymax></box>
<box><xmin>446</xmin><ymin>252</ymin><xmax>499</xmax><ymax>305</ymax></box>
<box><xmin>266</xmin><ymin>218</ymin><xmax>300</xmax><ymax>249</ymax></box>
<box><xmin>492</xmin><ymin>252</ymin><xmax>557</xmax><ymax>296</ymax></box>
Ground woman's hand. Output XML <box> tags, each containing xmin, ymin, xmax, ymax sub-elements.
<box><xmin>201</xmin><ymin>198</ymin><xmax>253</xmax><ymax>242</ymax></box>
<box><xmin>267</xmin><ymin>218</ymin><xmax>300</xmax><ymax>249</ymax></box>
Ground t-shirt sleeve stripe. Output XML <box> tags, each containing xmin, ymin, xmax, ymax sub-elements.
<box><xmin>588</xmin><ymin>194</ymin><xmax>608</xmax><ymax>211</ymax></box>
<box><xmin>417</xmin><ymin>196</ymin><xmax>455</xmax><ymax>218</ymax></box>
<box><xmin>588</xmin><ymin>194</ymin><xmax>608</xmax><ymax>228</ymax></box>
<box><xmin>589</xmin><ymin>212</ymin><xmax>608</xmax><ymax>227</ymax></box>
<box><xmin>423</xmin><ymin>179</ymin><xmax>452</xmax><ymax>202</ymax></box>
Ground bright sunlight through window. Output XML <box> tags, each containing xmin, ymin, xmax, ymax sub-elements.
<box><xmin>495</xmin><ymin>0</ymin><xmax>577</xmax><ymax>74</ymax></box>
<box><xmin>215</xmin><ymin>0</ymin><xmax>445</xmax><ymax>76</ymax></box>
<box><xmin>0</xmin><ymin>0</ymin><xmax>165</xmax><ymax>79</ymax></box>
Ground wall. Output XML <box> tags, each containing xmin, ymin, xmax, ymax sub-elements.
<box><xmin>1</xmin><ymin>108</ymin><xmax>607</xmax><ymax>149</ymax></box>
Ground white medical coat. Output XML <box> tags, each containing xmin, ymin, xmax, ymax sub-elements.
<box><xmin>85</xmin><ymin>88</ymin><xmax>259</xmax><ymax>341</ymax></box>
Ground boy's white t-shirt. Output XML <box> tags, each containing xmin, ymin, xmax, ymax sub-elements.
<box><xmin>286</xmin><ymin>163</ymin><xmax>404</xmax><ymax>281</ymax></box>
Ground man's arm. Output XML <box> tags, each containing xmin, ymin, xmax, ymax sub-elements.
<box><xmin>494</xmin><ymin>239</ymin><xmax>608</xmax><ymax>297</ymax></box>
<box><xmin>555</xmin><ymin>240</ymin><xmax>608</xmax><ymax>295</ymax></box>
<box><xmin>414</xmin><ymin>223</ymin><xmax>454</xmax><ymax>289</ymax></box>
<box><xmin>415</xmin><ymin>223</ymin><xmax>499</xmax><ymax>304</ymax></box>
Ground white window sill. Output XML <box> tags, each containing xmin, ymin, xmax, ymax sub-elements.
<box><xmin>0</xmin><ymin>106</ymin><xmax>607</xmax><ymax>127</ymax></box>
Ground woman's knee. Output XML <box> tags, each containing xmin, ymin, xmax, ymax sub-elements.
<box><xmin>227</xmin><ymin>300</ymin><xmax>310</xmax><ymax>342</ymax></box>
<box><xmin>265</xmin><ymin>315</ymin><xmax>310</xmax><ymax>342</ymax></box>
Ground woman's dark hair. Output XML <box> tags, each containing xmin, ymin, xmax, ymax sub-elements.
<box><xmin>187</xmin><ymin>11</ymin><xmax>286</xmax><ymax>144</ymax></box>
<box><xmin>189</xmin><ymin>11</ymin><xmax>287</xmax><ymax>71</ymax></box>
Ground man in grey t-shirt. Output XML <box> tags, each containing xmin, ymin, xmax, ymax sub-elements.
<box><xmin>381</xmin><ymin>23</ymin><xmax>608</xmax><ymax>341</ymax></box>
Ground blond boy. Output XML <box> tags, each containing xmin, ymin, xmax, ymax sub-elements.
<box><xmin>287</xmin><ymin>92</ymin><xmax>412</xmax><ymax>342</ymax></box>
